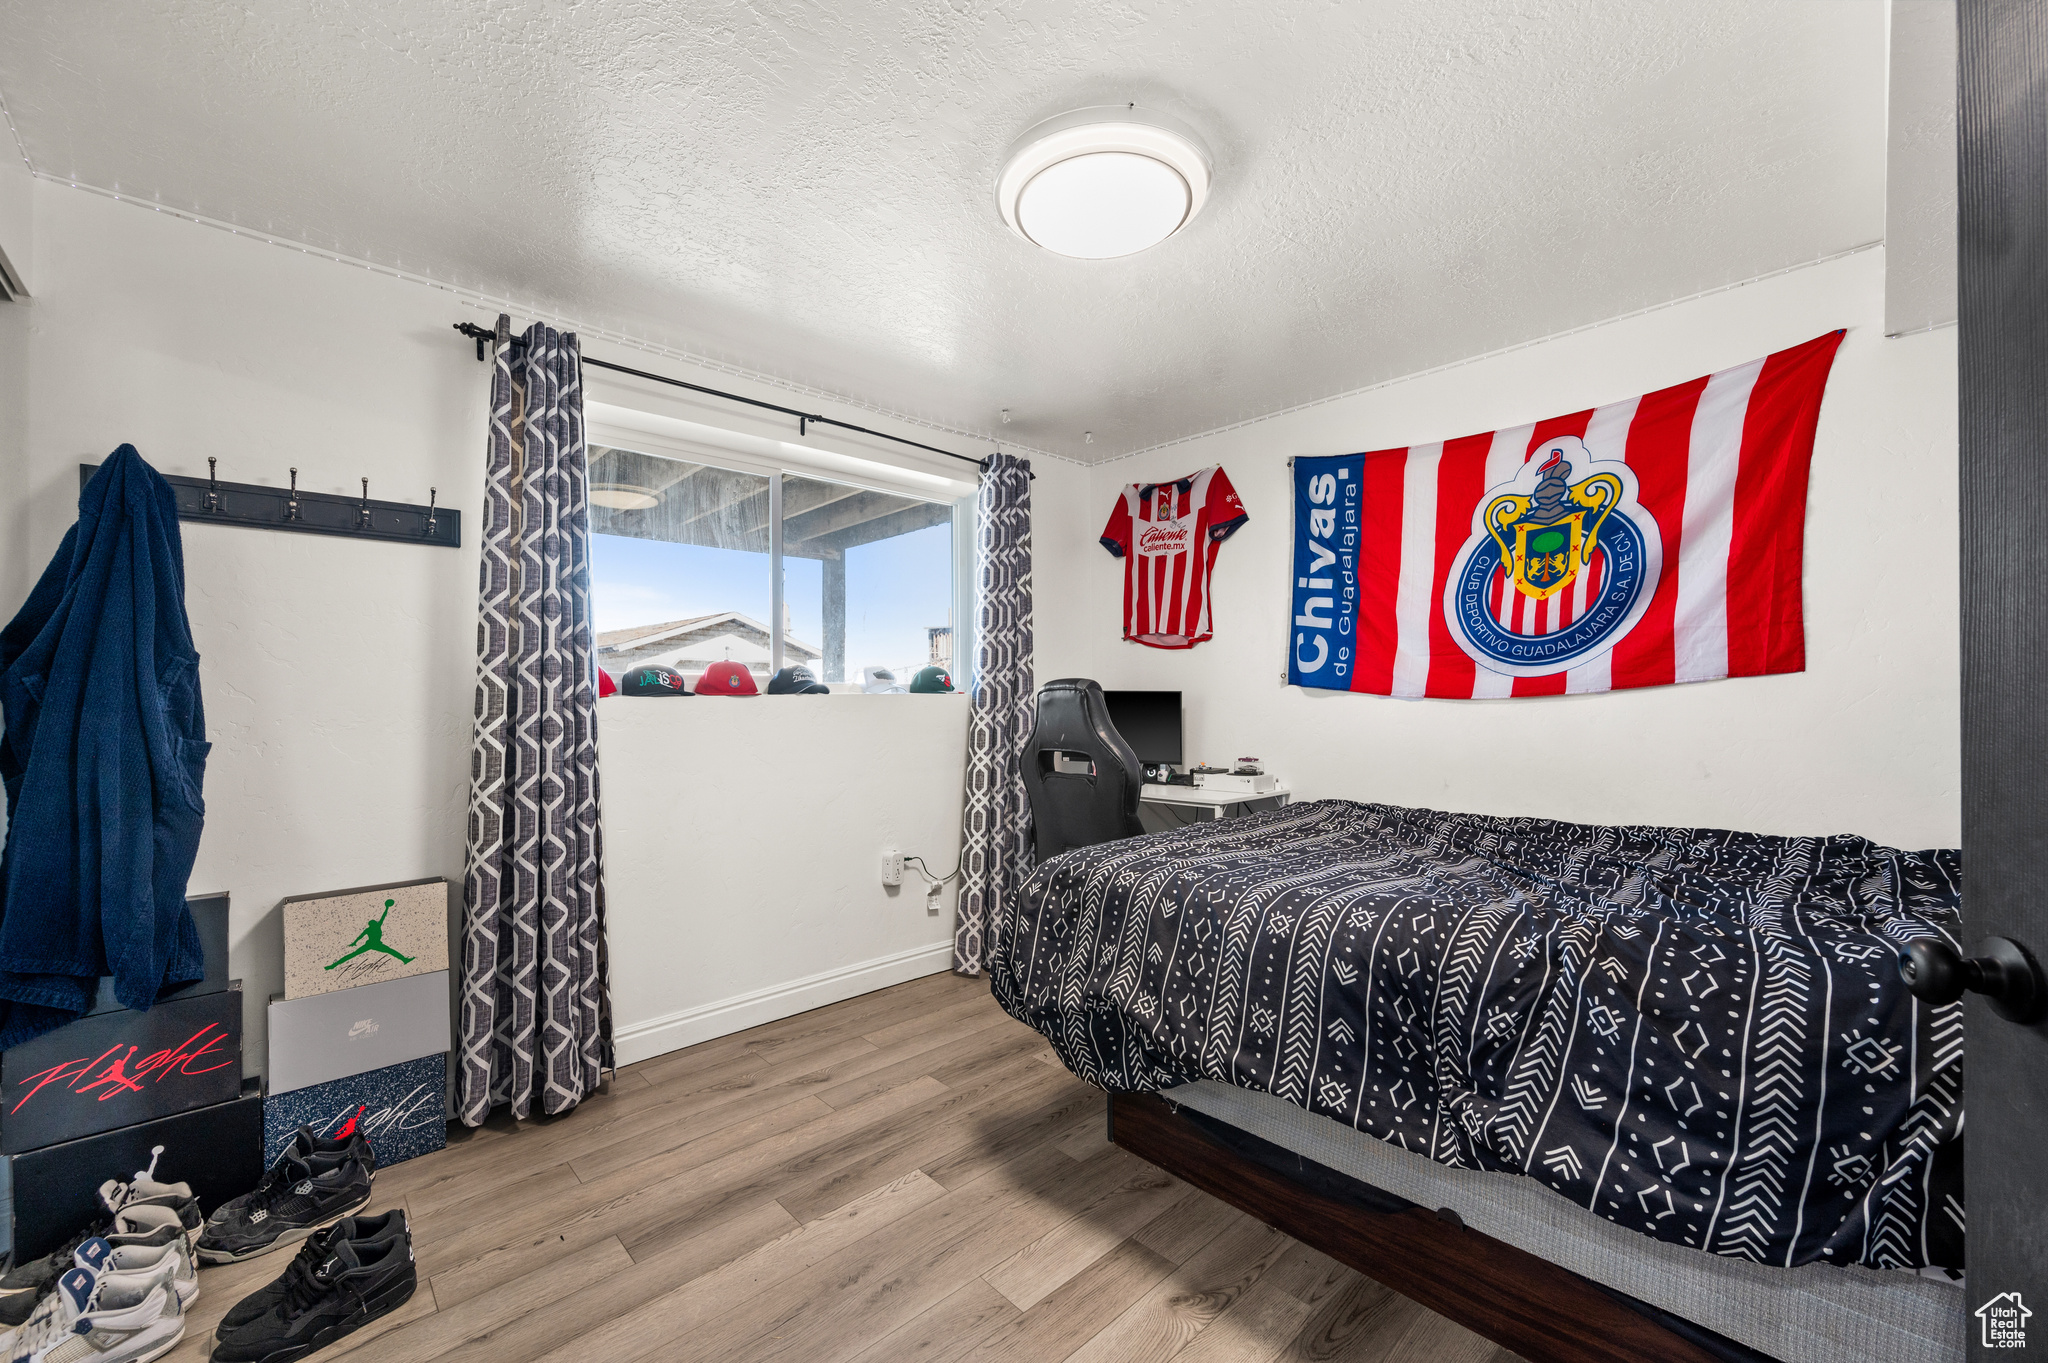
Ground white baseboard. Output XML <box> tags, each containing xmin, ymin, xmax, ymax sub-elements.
<box><xmin>612</xmin><ymin>940</ymin><xmax>956</xmax><ymax>1067</ymax></box>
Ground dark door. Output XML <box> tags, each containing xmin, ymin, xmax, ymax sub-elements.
<box><xmin>1960</xmin><ymin>1</ymin><xmax>2048</xmax><ymax>1354</ymax></box>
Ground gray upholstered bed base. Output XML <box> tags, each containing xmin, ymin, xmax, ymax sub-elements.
<box><xmin>1166</xmin><ymin>1081</ymin><xmax>1962</xmax><ymax>1363</ymax></box>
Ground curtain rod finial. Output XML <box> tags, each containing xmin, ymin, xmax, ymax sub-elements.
<box><xmin>452</xmin><ymin>321</ymin><xmax>494</xmax><ymax>361</ymax></box>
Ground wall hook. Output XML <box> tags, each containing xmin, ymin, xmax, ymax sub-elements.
<box><xmin>77</xmin><ymin>459</ymin><xmax>459</xmax><ymax>547</ymax></box>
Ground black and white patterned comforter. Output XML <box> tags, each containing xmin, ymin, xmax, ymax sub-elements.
<box><xmin>990</xmin><ymin>800</ymin><xmax>1963</xmax><ymax>1270</ymax></box>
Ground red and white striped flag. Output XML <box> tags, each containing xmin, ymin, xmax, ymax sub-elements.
<box><xmin>1286</xmin><ymin>331</ymin><xmax>1844</xmax><ymax>698</ymax></box>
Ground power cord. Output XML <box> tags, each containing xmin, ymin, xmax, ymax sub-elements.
<box><xmin>906</xmin><ymin>856</ymin><xmax>960</xmax><ymax>916</ymax></box>
<box><xmin>904</xmin><ymin>855</ymin><xmax>960</xmax><ymax>890</ymax></box>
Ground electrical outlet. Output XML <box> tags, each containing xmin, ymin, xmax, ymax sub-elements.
<box><xmin>926</xmin><ymin>881</ymin><xmax>943</xmax><ymax>915</ymax></box>
<box><xmin>881</xmin><ymin>848</ymin><xmax>904</xmax><ymax>886</ymax></box>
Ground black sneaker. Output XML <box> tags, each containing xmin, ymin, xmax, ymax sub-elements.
<box><xmin>210</xmin><ymin>1232</ymin><xmax>415</xmax><ymax>1363</ymax></box>
<box><xmin>196</xmin><ymin>1131</ymin><xmax>374</xmax><ymax>1265</ymax></box>
<box><xmin>213</xmin><ymin>1209</ymin><xmax>408</xmax><ymax>1341</ymax></box>
<box><xmin>199</xmin><ymin>1125</ymin><xmax>373</xmax><ymax>1229</ymax></box>
<box><xmin>0</xmin><ymin>1146</ymin><xmax>200</xmax><ymax>1326</ymax></box>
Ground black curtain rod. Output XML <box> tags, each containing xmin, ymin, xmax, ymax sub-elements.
<box><xmin>451</xmin><ymin>321</ymin><xmax>1024</xmax><ymax>479</ymax></box>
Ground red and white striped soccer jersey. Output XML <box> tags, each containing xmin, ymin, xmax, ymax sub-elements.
<box><xmin>1100</xmin><ymin>466</ymin><xmax>1248</xmax><ymax>649</ymax></box>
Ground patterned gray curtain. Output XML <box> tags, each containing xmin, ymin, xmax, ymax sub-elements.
<box><xmin>955</xmin><ymin>452</ymin><xmax>1033</xmax><ymax>974</ymax></box>
<box><xmin>458</xmin><ymin>315</ymin><xmax>610</xmax><ymax>1124</ymax></box>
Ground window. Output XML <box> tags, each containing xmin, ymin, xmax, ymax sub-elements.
<box><xmin>782</xmin><ymin>475</ymin><xmax>955</xmax><ymax>685</ymax></box>
<box><xmin>588</xmin><ymin>445</ymin><xmax>960</xmax><ymax>688</ymax></box>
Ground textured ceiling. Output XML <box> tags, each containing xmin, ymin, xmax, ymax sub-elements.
<box><xmin>0</xmin><ymin>1</ymin><xmax>1886</xmax><ymax>461</ymax></box>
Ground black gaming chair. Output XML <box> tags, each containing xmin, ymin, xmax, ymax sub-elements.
<box><xmin>1020</xmin><ymin>678</ymin><xmax>1147</xmax><ymax>860</ymax></box>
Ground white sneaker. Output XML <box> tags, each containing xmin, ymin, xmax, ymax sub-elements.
<box><xmin>1</xmin><ymin>1261</ymin><xmax>185</xmax><ymax>1363</ymax></box>
<box><xmin>102</xmin><ymin>1237</ymin><xmax>197</xmax><ymax>1313</ymax></box>
<box><xmin>108</xmin><ymin>1202</ymin><xmax>204</xmax><ymax>1266</ymax></box>
<box><xmin>6</xmin><ymin>1231</ymin><xmax>195</xmax><ymax>1337</ymax></box>
<box><xmin>0</xmin><ymin>1147</ymin><xmax>199</xmax><ymax>1328</ymax></box>
<box><xmin>99</xmin><ymin>1146</ymin><xmax>193</xmax><ymax>1218</ymax></box>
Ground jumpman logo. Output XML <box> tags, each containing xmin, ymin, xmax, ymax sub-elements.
<box><xmin>325</xmin><ymin>900</ymin><xmax>415</xmax><ymax>970</ymax></box>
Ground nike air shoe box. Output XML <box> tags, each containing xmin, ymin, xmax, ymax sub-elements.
<box><xmin>263</xmin><ymin>1053</ymin><xmax>448</xmax><ymax>1170</ymax></box>
<box><xmin>266</xmin><ymin>970</ymin><xmax>451</xmax><ymax>1094</ymax></box>
<box><xmin>0</xmin><ymin>984</ymin><xmax>243</xmax><ymax>1154</ymax></box>
<box><xmin>0</xmin><ymin>1080</ymin><xmax>263</xmax><ymax>1264</ymax></box>
<box><xmin>281</xmin><ymin>878</ymin><xmax>450</xmax><ymax>999</ymax></box>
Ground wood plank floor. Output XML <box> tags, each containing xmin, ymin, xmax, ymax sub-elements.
<box><xmin>169</xmin><ymin>971</ymin><xmax>1523</xmax><ymax>1363</ymax></box>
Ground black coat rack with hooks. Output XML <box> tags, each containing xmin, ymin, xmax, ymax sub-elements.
<box><xmin>77</xmin><ymin>459</ymin><xmax>460</xmax><ymax>548</ymax></box>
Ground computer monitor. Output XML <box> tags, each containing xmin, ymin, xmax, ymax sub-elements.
<box><xmin>1102</xmin><ymin>690</ymin><xmax>1183</xmax><ymax>768</ymax></box>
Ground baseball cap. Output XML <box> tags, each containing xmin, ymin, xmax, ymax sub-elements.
<box><xmin>766</xmin><ymin>665</ymin><xmax>831</xmax><ymax>695</ymax></box>
<box><xmin>861</xmin><ymin>666</ymin><xmax>907</xmax><ymax>694</ymax></box>
<box><xmin>597</xmin><ymin>667</ymin><xmax>618</xmax><ymax>698</ymax></box>
<box><xmin>696</xmin><ymin>661</ymin><xmax>760</xmax><ymax>695</ymax></box>
<box><xmin>619</xmin><ymin>664</ymin><xmax>690</xmax><ymax>696</ymax></box>
<box><xmin>909</xmin><ymin>665</ymin><xmax>955</xmax><ymax>693</ymax></box>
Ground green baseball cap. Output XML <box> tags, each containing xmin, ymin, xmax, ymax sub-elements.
<box><xmin>909</xmin><ymin>665</ymin><xmax>956</xmax><ymax>693</ymax></box>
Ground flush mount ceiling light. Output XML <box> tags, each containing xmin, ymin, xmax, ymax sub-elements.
<box><xmin>589</xmin><ymin>482</ymin><xmax>661</xmax><ymax>510</ymax></box>
<box><xmin>997</xmin><ymin>107</ymin><xmax>1212</xmax><ymax>260</ymax></box>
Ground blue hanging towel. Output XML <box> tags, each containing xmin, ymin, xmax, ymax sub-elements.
<box><xmin>0</xmin><ymin>445</ymin><xmax>206</xmax><ymax>1047</ymax></box>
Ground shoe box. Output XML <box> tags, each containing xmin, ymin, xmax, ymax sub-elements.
<box><xmin>0</xmin><ymin>893</ymin><xmax>263</xmax><ymax>1264</ymax></box>
<box><xmin>1</xmin><ymin>895</ymin><xmax>241</xmax><ymax>1155</ymax></box>
<box><xmin>266</xmin><ymin>970</ymin><xmax>450</xmax><ymax>1094</ymax></box>
<box><xmin>0</xmin><ymin>984</ymin><xmax>243</xmax><ymax>1155</ymax></box>
<box><xmin>0</xmin><ymin>1079</ymin><xmax>265</xmax><ymax>1265</ymax></box>
<box><xmin>263</xmin><ymin>1052</ymin><xmax>448</xmax><ymax>1170</ymax></box>
<box><xmin>266</xmin><ymin>880</ymin><xmax>453</xmax><ymax>1176</ymax></box>
<box><xmin>83</xmin><ymin>892</ymin><xmax>231</xmax><ymax>1017</ymax></box>
<box><xmin>281</xmin><ymin>877</ymin><xmax>450</xmax><ymax>1000</ymax></box>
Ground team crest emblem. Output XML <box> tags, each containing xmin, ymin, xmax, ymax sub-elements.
<box><xmin>1487</xmin><ymin>451</ymin><xmax>1622</xmax><ymax>601</ymax></box>
<box><xmin>1443</xmin><ymin>436</ymin><xmax>1662</xmax><ymax>677</ymax></box>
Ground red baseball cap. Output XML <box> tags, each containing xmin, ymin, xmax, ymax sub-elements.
<box><xmin>597</xmin><ymin>667</ymin><xmax>618</xmax><ymax>698</ymax></box>
<box><xmin>696</xmin><ymin>661</ymin><xmax>759</xmax><ymax>695</ymax></box>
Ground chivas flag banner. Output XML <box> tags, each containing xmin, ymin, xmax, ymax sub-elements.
<box><xmin>1287</xmin><ymin>331</ymin><xmax>1844</xmax><ymax>698</ymax></box>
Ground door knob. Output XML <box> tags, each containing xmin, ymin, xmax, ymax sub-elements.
<box><xmin>1898</xmin><ymin>937</ymin><xmax>2048</xmax><ymax>1024</ymax></box>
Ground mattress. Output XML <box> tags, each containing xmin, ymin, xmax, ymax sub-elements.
<box><xmin>1167</xmin><ymin>1078</ymin><xmax>1961</xmax><ymax>1363</ymax></box>
<box><xmin>993</xmin><ymin>800</ymin><xmax>1964</xmax><ymax>1270</ymax></box>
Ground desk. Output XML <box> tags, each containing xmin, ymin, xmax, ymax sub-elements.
<box><xmin>1139</xmin><ymin>783</ymin><xmax>1290</xmax><ymax>832</ymax></box>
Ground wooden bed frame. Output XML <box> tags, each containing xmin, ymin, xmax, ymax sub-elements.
<box><xmin>1109</xmin><ymin>1091</ymin><xmax>1773</xmax><ymax>1363</ymax></box>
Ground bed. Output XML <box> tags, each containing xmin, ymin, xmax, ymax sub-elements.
<box><xmin>990</xmin><ymin>800</ymin><xmax>1965</xmax><ymax>1363</ymax></box>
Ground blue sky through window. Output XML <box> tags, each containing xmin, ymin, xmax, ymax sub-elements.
<box><xmin>846</xmin><ymin>522</ymin><xmax>953</xmax><ymax>674</ymax></box>
<box><xmin>590</xmin><ymin>519</ymin><xmax>951</xmax><ymax>677</ymax></box>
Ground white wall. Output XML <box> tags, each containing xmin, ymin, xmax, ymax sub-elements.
<box><xmin>600</xmin><ymin>695</ymin><xmax>968</xmax><ymax>1064</ymax></box>
<box><xmin>1026</xmin><ymin>453</ymin><xmax>1097</xmax><ymax>687</ymax></box>
<box><xmin>0</xmin><ymin>137</ymin><xmax>29</xmax><ymax>604</ymax></box>
<box><xmin>0</xmin><ymin>288</ymin><xmax>25</xmax><ymax>605</ymax></box>
<box><xmin>1038</xmin><ymin>250</ymin><xmax>1960</xmax><ymax>850</ymax></box>
<box><xmin>1885</xmin><ymin>0</ymin><xmax>1958</xmax><ymax>336</ymax></box>
<box><xmin>7</xmin><ymin>185</ymin><xmax>488</xmax><ymax>1074</ymax></box>
<box><xmin>0</xmin><ymin>137</ymin><xmax>30</xmax><ymax>298</ymax></box>
<box><xmin>2</xmin><ymin>182</ymin><xmax>1003</xmax><ymax>1075</ymax></box>
<box><xmin>5</xmin><ymin>178</ymin><xmax>1958</xmax><ymax>1086</ymax></box>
